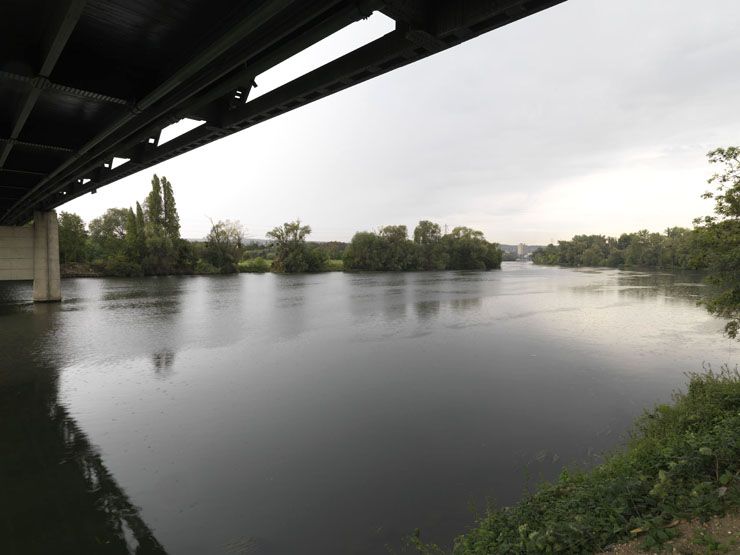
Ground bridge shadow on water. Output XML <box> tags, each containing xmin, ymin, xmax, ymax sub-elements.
<box><xmin>0</xmin><ymin>301</ymin><xmax>166</xmax><ymax>555</ymax></box>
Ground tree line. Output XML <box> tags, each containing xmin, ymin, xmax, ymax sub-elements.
<box><xmin>58</xmin><ymin>176</ymin><xmax>502</xmax><ymax>278</ymax></box>
<box><xmin>532</xmin><ymin>147</ymin><xmax>739</xmax><ymax>339</ymax></box>
<box><xmin>60</xmin><ymin>175</ymin><xmax>195</xmax><ymax>276</ymax></box>
<box><xmin>531</xmin><ymin>227</ymin><xmax>706</xmax><ymax>270</ymax></box>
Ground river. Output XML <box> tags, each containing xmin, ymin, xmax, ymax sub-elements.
<box><xmin>1</xmin><ymin>262</ymin><xmax>736</xmax><ymax>554</ymax></box>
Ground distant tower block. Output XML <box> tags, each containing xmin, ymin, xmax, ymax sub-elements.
<box><xmin>517</xmin><ymin>243</ymin><xmax>526</xmax><ymax>257</ymax></box>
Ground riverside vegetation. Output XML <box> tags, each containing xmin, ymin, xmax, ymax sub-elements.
<box><xmin>410</xmin><ymin>368</ymin><xmax>740</xmax><ymax>554</ymax></box>
<box><xmin>533</xmin><ymin>147</ymin><xmax>740</xmax><ymax>340</ymax></box>
<box><xmin>58</xmin><ymin>177</ymin><xmax>503</xmax><ymax>276</ymax></box>
<box><xmin>406</xmin><ymin>148</ymin><xmax>740</xmax><ymax>553</ymax></box>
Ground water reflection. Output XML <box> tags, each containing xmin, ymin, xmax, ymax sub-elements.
<box><xmin>570</xmin><ymin>268</ymin><xmax>713</xmax><ymax>304</ymax></box>
<box><xmin>449</xmin><ymin>296</ymin><xmax>482</xmax><ymax>312</ymax></box>
<box><xmin>272</xmin><ymin>274</ymin><xmax>309</xmax><ymax>340</ymax></box>
<box><xmin>153</xmin><ymin>351</ymin><xmax>176</xmax><ymax>378</ymax></box>
<box><xmin>414</xmin><ymin>299</ymin><xmax>441</xmax><ymax>321</ymax></box>
<box><xmin>0</xmin><ymin>296</ymin><xmax>165</xmax><ymax>554</ymax></box>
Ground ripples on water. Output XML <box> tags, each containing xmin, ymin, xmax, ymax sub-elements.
<box><xmin>0</xmin><ymin>263</ymin><xmax>736</xmax><ymax>554</ymax></box>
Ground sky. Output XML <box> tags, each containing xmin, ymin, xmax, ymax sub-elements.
<box><xmin>63</xmin><ymin>0</ymin><xmax>740</xmax><ymax>245</ymax></box>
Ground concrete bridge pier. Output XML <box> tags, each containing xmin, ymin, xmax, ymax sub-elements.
<box><xmin>32</xmin><ymin>211</ymin><xmax>61</xmax><ymax>302</ymax></box>
<box><xmin>0</xmin><ymin>211</ymin><xmax>61</xmax><ymax>302</ymax></box>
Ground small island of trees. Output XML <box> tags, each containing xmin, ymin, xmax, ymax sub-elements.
<box><xmin>343</xmin><ymin>222</ymin><xmax>502</xmax><ymax>271</ymax></box>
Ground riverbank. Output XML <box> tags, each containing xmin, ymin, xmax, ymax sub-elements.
<box><xmin>412</xmin><ymin>369</ymin><xmax>740</xmax><ymax>554</ymax></box>
<box><xmin>599</xmin><ymin>510</ymin><xmax>739</xmax><ymax>553</ymax></box>
<box><xmin>62</xmin><ymin>259</ymin><xmax>347</xmax><ymax>277</ymax></box>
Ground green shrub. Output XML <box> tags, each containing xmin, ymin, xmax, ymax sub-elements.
<box><xmin>100</xmin><ymin>254</ymin><xmax>143</xmax><ymax>277</ymax></box>
<box><xmin>238</xmin><ymin>257</ymin><xmax>271</xmax><ymax>273</ymax></box>
<box><xmin>194</xmin><ymin>259</ymin><xmax>219</xmax><ymax>274</ymax></box>
<box><xmin>416</xmin><ymin>369</ymin><xmax>740</xmax><ymax>554</ymax></box>
<box><xmin>326</xmin><ymin>259</ymin><xmax>344</xmax><ymax>271</ymax></box>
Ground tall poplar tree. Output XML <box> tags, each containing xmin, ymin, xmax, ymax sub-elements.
<box><xmin>161</xmin><ymin>176</ymin><xmax>180</xmax><ymax>240</ymax></box>
<box><xmin>145</xmin><ymin>174</ymin><xmax>164</xmax><ymax>234</ymax></box>
<box><xmin>135</xmin><ymin>201</ymin><xmax>145</xmax><ymax>238</ymax></box>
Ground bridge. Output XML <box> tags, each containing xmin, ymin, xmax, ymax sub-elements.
<box><xmin>0</xmin><ymin>0</ymin><xmax>564</xmax><ymax>300</ymax></box>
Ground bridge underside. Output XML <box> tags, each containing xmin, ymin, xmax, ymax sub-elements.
<box><xmin>0</xmin><ymin>0</ymin><xmax>564</xmax><ymax>226</ymax></box>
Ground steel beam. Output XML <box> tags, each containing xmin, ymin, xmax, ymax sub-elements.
<box><xmin>1</xmin><ymin>0</ymin><xmax>300</xmax><ymax>224</ymax></box>
<box><xmin>4</xmin><ymin>1</ymin><xmax>382</xmax><ymax>222</ymax></box>
<box><xmin>0</xmin><ymin>71</ymin><xmax>129</xmax><ymax>106</ymax></box>
<box><xmin>1</xmin><ymin>0</ymin><xmax>567</xmax><ymax>224</ymax></box>
<box><xmin>50</xmin><ymin>29</ymin><xmax>421</xmax><ymax>199</ymax></box>
<box><xmin>1</xmin><ymin>138</ymin><xmax>75</xmax><ymax>153</ymax></box>
<box><xmin>0</xmin><ymin>0</ymin><xmax>86</xmax><ymax>169</ymax></box>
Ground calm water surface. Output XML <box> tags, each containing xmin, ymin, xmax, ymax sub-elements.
<box><xmin>1</xmin><ymin>262</ymin><xmax>736</xmax><ymax>554</ymax></box>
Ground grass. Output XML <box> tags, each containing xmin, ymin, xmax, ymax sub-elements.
<box><xmin>409</xmin><ymin>368</ymin><xmax>740</xmax><ymax>554</ymax></box>
<box><xmin>238</xmin><ymin>258</ymin><xmax>343</xmax><ymax>273</ymax></box>
<box><xmin>326</xmin><ymin>259</ymin><xmax>344</xmax><ymax>271</ymax></box>
<box><xmin>238</xmin><ymin>257</ymin><xmax>271</xmax><ymax>273</ymax></box>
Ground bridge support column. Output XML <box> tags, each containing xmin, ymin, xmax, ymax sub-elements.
<box><xmin>32</xmin><ymin>210</ymin><xmax>61</xmax><ymax>302</ymax></box>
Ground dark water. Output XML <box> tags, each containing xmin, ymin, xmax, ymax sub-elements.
<box><xmin>1</xmin><ymin>262</ymin><xmax>736</xmax><ymax>554</ymax></box>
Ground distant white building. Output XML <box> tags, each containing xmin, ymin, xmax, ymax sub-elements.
<box><xmin>517</xmin><ymin>243</ymin><xmax>526</xmax><ymax>257</ymax></box>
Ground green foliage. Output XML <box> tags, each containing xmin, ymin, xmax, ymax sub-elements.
<box><xmin>102</xmin><ymin>253</ymin><xmax>142</xmax><ymax>277</ymax></box>
<box><xmin>532</xmin><ymin>229</ymin><xmax>706</xmax><ymax>270</ymax></box>
<box><xmin>325</xmin><ymin>259</ymin><xmax>344</xmax><ymax>271</ymax></box>
<box><xmin>312</xmin><ymin>241</ymin><xmax>347</xmax><ymax>260</ymax></box>
<box><xmin>194</xmin><ymin>259</ymin><xmax>219</xmax><ymax>274</ymax></box>
<box><xmin>443</xmin><ymin>226</ymin><xmax>502</xmax><ymax>270</ymax></box>
<box><xmin>343</xmin><ymin>231</ymin><xmax>386</xmax><ymax>271</ymax></box>
<box><xmin>696</xmin><ymin>147</ymin><xmax>740</xmax><ymax>339</ymax></box>
<box><xmin>88</xmin><ymin>207</ymin><xmax>129</xmax><ymax>260</ymax></box>
<box><xmin>428</xmin><ymin>369</ymin><xmax>740</xmax><ymax>555</ymax></box>
<box><xmin>267</xmin><ymin>220</ymin><xmax>327</xmax><ymax>273</ymax></box>
<box><xmin>414</xmin><ymin>220</ymin><xmax>449</xmax><ymax>270</ymax></box>
<box><xmin>60</xmin><ymin>174</ymin><xmax>191</xmax><ymax>276</ymax></box>
<box><xmin>142</xmin><ymin>233</ymin><xmax>177</xmax><ymax>275</ymax></box>
<box><xmin>58</xmin><ymin>211</ymin><xmax>87</xmax><ymax>264</ymax></box>
<box><xmin>344</xmin><ymin>221</ymin><xmax>502</xmax><ymax>272</ymax></box>
<box><xmin>161</xmin><ymin>176</ymin><xmax>180</xmax><ymax>240</ymax></box>
<box><xmin>141</xmin><ymin>175</ymin><xmax>181</xmax><ymax>274</ymax></box>
<box><xmin>533</xmin><ymin>146</ymin><xmax>740</xmax><ymax>340</ymax></box>
<box><xmin>204</xmin><ymin>220</ymin><xmax>244</xmax><ymax>273</ymax></box>
<box><xmin>145</xmin><ymin>174</ymin><xmax>164</xmax><ymax>230</ymax></box>
<box><xmin>124</xmin><ymin>206</ymin><xmax>145</xmax><ymax>261</ymax></box>
<box><xmin>238</xmin><ymin>257</ymin><xmax>271</xmax><ymax>273</ymax></box>
<box><xmin>693</xmin><ymin>528</ymin><xmax>739</xmax><ymax>552</ymax></box>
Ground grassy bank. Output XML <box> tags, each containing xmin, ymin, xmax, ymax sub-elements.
<box><xmin>411</xmin><ymin>369</ymin><xmax>740</xmax><ymax>554</ymax></box>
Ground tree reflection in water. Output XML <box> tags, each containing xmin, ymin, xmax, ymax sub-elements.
<box><xmin>152</xmin><ymin>351</ymin><xmax>176</xmax><ymax>379</ymax></box>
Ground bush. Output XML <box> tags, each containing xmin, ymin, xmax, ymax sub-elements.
<box><xmin>238</xmin><ymin>257</ymin><xmax>271</xmax><ymax>273</ymax></box>
<box><xmin>194</xmin><ymin>259</ymin><xmax>219</xmax><ymax>274</ymax></box>
<box><xmin>326</xmin><ymin>259</ymin><xmax>344</xmax><ymax>271</ymax></box>
<box><xmin>414</xmin><ymin>368</ymin><xmax>740</xmax><ymax>554</ymax></box>
<box><xmin>99</xmin><ymin>254</ymin><xmax>143</xmax><ymax>277</ymax></box>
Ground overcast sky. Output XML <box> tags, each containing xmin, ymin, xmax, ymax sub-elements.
<box><xmin>64</xmin><ymin>0</ymin><xmax>740</xmax><ymax>245</ymax></box>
